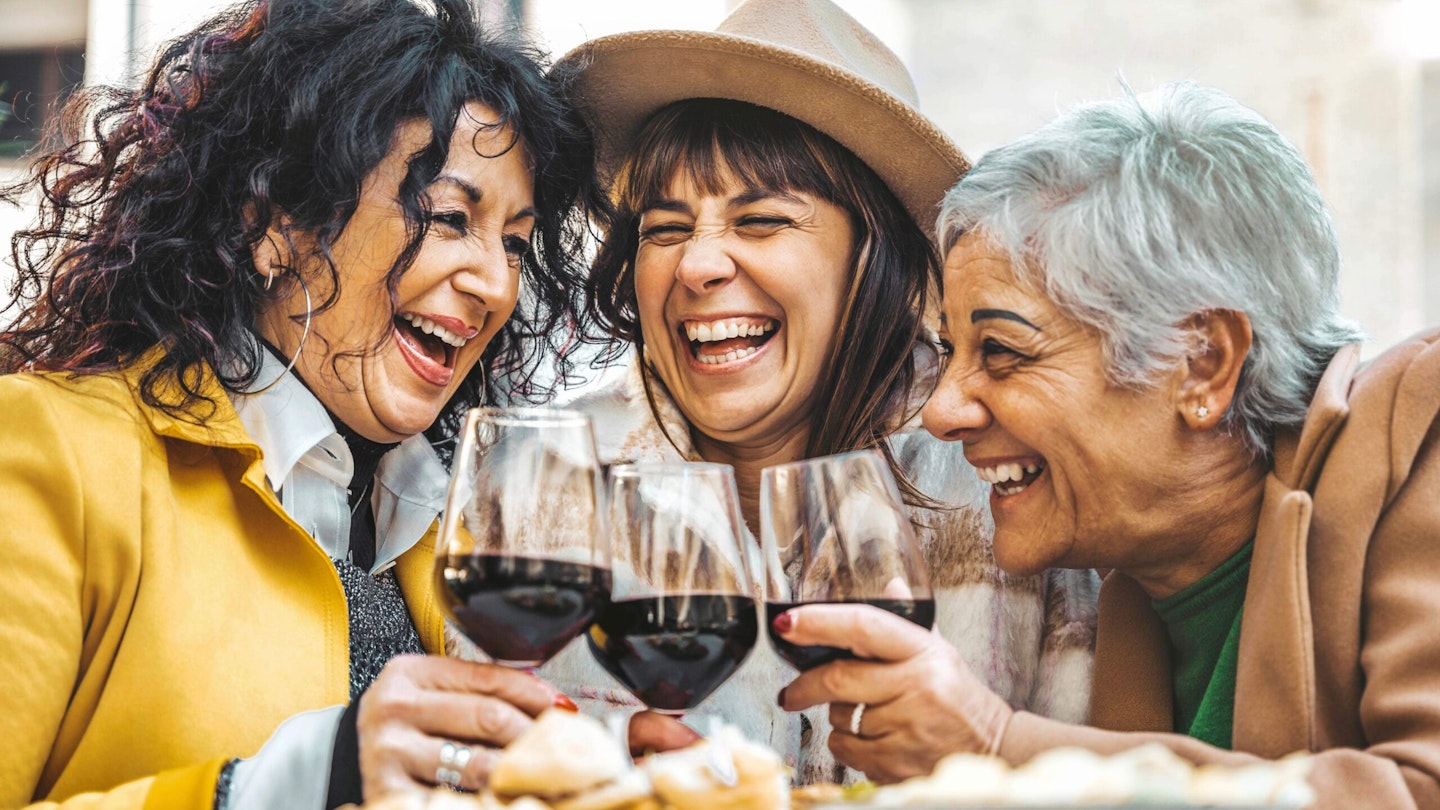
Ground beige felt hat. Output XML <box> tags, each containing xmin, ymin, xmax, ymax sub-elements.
<box><xmin>555</xmin><ymin>0</ymin><xmax>970</xmax><ymax>236</ymax></box>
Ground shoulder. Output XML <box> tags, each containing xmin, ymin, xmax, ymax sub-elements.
<box><xmin>0</xmin><ymin>369</ymin><xmax>146</xmax><ymax>434</ymax></box>
<box><xmin>1349</xmin><ymin>328</ymin><xmax>1440</xmax><ymax>432</ymax></box>
<box><xmin>559</xmin><ymin>357</ymin><xmax>690</xmax><ymax>464</ymax></box>
<box><xmin>1328</xmin><ymin>329</ymin><xmax>1440</xmax><ymax>495</ymax></box>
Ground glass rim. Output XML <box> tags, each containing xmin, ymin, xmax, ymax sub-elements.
<box><xmin>608</xmin><ymin>461</ymin><xmax>736</xmax><ymax>478</ymax></box>
<box><xmin>465</xmin><ymin>406</ymin><xmax>593</xmax><ymax>429</ymax></box>
<box><xmin>759</xmin><ymin>447</ymin><xmax>886</xmax><ymax>476</ymax></box>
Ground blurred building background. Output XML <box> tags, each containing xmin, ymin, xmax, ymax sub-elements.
<box><xmin>2</xmin><ymin>0</ymin><xmax>1438</xmax><ymax>356</ymax></box>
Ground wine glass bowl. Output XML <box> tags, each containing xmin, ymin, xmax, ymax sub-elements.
<box><xmin>760</xmin><ymin>449</ymin><xmax>934</xmax><ymax>671</ymax></box>
<box><xmin>436</xmin><ymin>408</ymin><xmax>610</xmax><ymax>668</ymax></box>
<box><xmin>587</xmin><ymin>463</ymin><xmax>758</xmax><ymax>715</ymax></box>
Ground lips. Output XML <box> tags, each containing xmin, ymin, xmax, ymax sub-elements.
<box><xmin>973</xmin><ymin>457</ymin><xmax>1048</xmax><ymax>498</ymax></box>
<box><xmin>393</xmin><ymin>311</ymin><xmax>479</xmax><ymax>387</ymax></box>
<box><xmin>679</xmin><ymin>316</ymin><xmax>779</xmax><ymax>368</ymax></box>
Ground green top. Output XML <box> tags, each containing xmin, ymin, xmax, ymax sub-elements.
<box><xmin>1151</xmin><ymin>541</ymin><xmax>1253</xmax><ymax>749</ymax></box>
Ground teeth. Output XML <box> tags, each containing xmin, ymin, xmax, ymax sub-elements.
<box><xmin>684</xmin><ymin>318</ymin><xmax>776</xmax><ymax>343</ymax></box>
<box><xmin>696</xmin><ymin>344</ymin><xmax>763</xmax><ymax>365</ymax></box>
<box><xmin>403</xmin><ymin>313</ymin><xmax>470</xmax><ymax>348</ymax></box>
<box><xmin>975</xmin><ymin>461</ymin><xmax>1046</xmax><ymax>489</ymax></box>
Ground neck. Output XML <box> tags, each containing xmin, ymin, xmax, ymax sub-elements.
<box><xmin>692</xmin><ymin>428</ymin><xmax>811</xmax><ymax>536</ymax></box>
<box><xmin>1124</xmin><ymin>439</ymin><xmax>1268</xmax><ymax>601</ymax></box>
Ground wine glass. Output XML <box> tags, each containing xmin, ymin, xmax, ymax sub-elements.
<box><xmin>436</xmin><ymin>407</ymin><xmax>610</xmax><ymax>668</ymax></box>
<box><xmin>760</xmin><ymin>448</ymin><xmax>934</xmax><ymax>670</ymax></box>
<box><xmin>586</xmin><ymin>463</ymin><xmax>759</xmax><ymax>715</ymax></box>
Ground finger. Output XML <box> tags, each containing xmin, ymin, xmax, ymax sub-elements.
<box><xmin>827</xmin><ymin>731</ymin><xmax>932</xmax><ymax>785</ymax></box>
<box><xmin>774</xmin><ymin>604</ymin><xmax>933</xmax><ymax>662</ymax></box>
<box><xmin>358</xmin><ymin>724</ymin><xmax>501</xmax><ymax>797</ymax></box>
<box><xmin>628</xmin><ymin>710</ymin><xmax>702</xmax><ymax>756</ymax></box>
<box><xmin>396</xmin><ymin>688</ymin><xmax>538</xmax><ymax>748</ymax></box>
<box><xmin>828</xmin><ymin>702</ymin><xmax>874</xmax><ymax>739</ymax></box>
<box><xmin>397</xmin><ymin>730</ymin><xmax>504</xmax><ymax>792</ymax></box>
<box><xmin>427</xmin><ymin>736</ymin><xmax>502</xmax><ymax>791</ymax></box>
<box><xmin>387</xmin><ymin>654</ymin><xmax>562</xmax><ymax>718</ymax></box>
<box><xmin>881</xmin><ymin>576</ymin><xmax>914</xmax><ymax>600</ymax></box>
<box><xmin>779</xmin><ymin>657</ymin><xmax>910</xmax><ymax>711</ymax></box>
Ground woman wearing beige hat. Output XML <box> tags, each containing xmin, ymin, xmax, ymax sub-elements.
<box><xmin>539</xmin><ymin>0</ymin><xmax>1099</xmax><ymax>784</ymax></box>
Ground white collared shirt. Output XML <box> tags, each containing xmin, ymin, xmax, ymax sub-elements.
<box><xmin>229</xmin><ymin>341</ymin><xmax>449</xmax><ymax>572</ymax></box>
<box><xmin>221</xmin><ymin>340</ymin><xmax>451</xmax><ymax>808</ymax></box>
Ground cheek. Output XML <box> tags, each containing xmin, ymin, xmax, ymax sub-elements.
<box><xmin>633</xmin><ymin>255</ymin><xmax>671</xmax><ymax>313</ymax></box>
<box><xmin>632</xmin><ymin>256</ymin><xmax>677</xmax><ymax>342</ymax></box>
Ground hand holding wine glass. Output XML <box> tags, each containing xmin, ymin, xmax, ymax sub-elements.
<box><xmin>587</xmin><ymin>463</ymin><xmax>759</xmax><ymax>716</ymax></box>
<box><xmin>760</xmin><ymin>449</ymin><xmax>934</xmax><ymax>672</ymax></box>
<box><xmin>437</xmin><ymin>408</ymin><xmax>610</xmax><ymax>668</ymax></box>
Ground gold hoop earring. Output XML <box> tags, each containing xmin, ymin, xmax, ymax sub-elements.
<box><xmin>252</xmin><ymin>270</ymin><xmax>313</xmax><ymax>395</ymax></box>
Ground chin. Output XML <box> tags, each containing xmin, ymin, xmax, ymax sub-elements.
<box><xmin>991</xmin><ymin>533</ymin><xmax>1064</xmax><ymax>577</ymax></box>
<box><xmin>370</xmin><ymin>405</ymin><xmax>443</xmax><ymax>442</ymax></box>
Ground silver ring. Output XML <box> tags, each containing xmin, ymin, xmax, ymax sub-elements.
<box><xmin>849</xmin><ymin>702</ymin><xmax>867</xmax><ymax>736</ymax></box>
<box><xmin>436</xmin><ymin>741</ymin><xmax>473</xmax><ymax>790</ymax></box>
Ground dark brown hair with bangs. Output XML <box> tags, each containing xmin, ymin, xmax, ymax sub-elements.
<box><xmin>586</xmin><ymin>98</ymin><xmax>938</xmax><ymax>502</ymax></box>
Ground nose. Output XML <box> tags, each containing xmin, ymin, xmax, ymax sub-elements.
<box><xmin>922</xmin><ymin>366</ymin><xmax>991</xmax><ymax>442</ymax></box>
<box><xmin>673</xmin><ymin>231</ymin><xmax>736</xmax><ymax>294</ymax></box>
<box><xmin>451</xmin><ymin>237</ymin><xmax>519</xmax><ymax>313</ymax></box>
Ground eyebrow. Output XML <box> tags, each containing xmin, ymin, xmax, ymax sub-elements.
<box><xmin>641</xmin><ymin>188</ymin><xmax>805</xmax><ymax>216</ymax></box>
<box><xmin>434</xmin><ymin>174</ymin><xmax>536</xmax><ymax>221</ymax></box>
<box><xmin>641</xmin><ymin>199</ymin><xmax>692</xmax><ymax>216</ymax></box>
<box><xmin>970</xmin><ymin>308</ymin><xmax>1042</xmax><ymax>331</ymax></box>
<box><xmin>730</xmin><ymin>188</ymin><xmax>804</xmax><ymax>207</ymax></box>
<box><xmin>435</xmin><ymin>174</ymin><xmax>482</xmax><ymax>203</ymax></box>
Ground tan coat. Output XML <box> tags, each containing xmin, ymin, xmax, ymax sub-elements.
<box><xmin>998</xmin><ymin>328</ymin><xmax>1440</xmax><ymax>808</ymax></box>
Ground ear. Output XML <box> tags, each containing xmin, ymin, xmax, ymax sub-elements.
<box><xmin>244</xmin><ymin>202</ymin><xmax>298</xmax><ymax>289</ymax></box>
<box><xmin>1175</xmin><ymin>309</ymin><xmax>1252</xmax><ymax>431</ymax></box>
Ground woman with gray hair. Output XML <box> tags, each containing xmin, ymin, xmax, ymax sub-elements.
<box><xmin>771</xmin><ymin>81</ymin><xmax>1440</xmax><ymax>808</ymax></box>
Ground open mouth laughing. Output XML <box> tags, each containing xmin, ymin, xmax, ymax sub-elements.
<box><xmin>393</xmin><ymin>311</ymin><xmax>479</xmax><ymax>386</ymax></box>
<box><xmin>680</xmin><ymin>316</ymin><xmax>779</xmax><ymax>366</ymax></box>
<box><xmin>975</xmin><ymin>459</ymin><xmax>1048</xmax><ymax>497</ymax></box>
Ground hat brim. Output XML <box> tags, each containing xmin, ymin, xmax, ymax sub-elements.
<box><xmin>556</xmin><ymin>30</ymin><xmax>970</xmax><ymax>237</ymax></box>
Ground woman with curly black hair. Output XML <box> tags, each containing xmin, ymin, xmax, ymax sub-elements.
<box><xmin>0</xmin><ymin>0</ymin><xmax>600</xmax><ymax>806</ymax></box>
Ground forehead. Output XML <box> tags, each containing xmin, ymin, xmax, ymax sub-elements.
<box><xmin>942</xmin><ymin>232</ymin><xmax>1027</xmax><ymax>300</ymax></box>
<box><xmin>939</xmin><ymin>232</ymin><xmax>1051</xmax><ymax>327</ymax></box>
<box><xmin>659</xmin><ymin>161</ymin><xmax>750</xmax><ymax>201</ymax></box>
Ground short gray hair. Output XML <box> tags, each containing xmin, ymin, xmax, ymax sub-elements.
<box><xmin>938</xmin><ymin>81</ymin><xmax>1363</xmax><ymax>457</ymax></box>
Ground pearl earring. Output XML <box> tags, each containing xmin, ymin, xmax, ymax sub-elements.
<box><xmin>1196</xmin><ymin>405</ymin><xmax>1210</xmax><ymax>419</ymax></box>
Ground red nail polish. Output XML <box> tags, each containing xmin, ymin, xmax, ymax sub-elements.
<box><xmin>553</xmin><ymin>694</ymin><xmax>579</xmax><ymax>712</ymax></box>
<box><xmin>772</xmin><ymin>610</ymin><xmax>794</xmax><ymax>634</ymax></box>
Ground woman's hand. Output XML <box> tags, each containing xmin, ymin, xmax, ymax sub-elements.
<box><xmin>774</xmin><ymin>604</ymin><xmax>1014</xmax><ymax>784</ymax></box>
<box><xmin>628</xmin><ymin>710</ymin><xmax>703</xmax><ymax>757</ymax></box>
<box><xmin>357</xmin><ymin>654</ymin><xmax>572</xmax><ymax>797</ymax></box>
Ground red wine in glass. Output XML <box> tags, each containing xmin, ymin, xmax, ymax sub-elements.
<box><xmin>587</xmin><ymin>593</ymin><xmax>758</xmax><ymax>714</ymax></box>
<box><xmin>764</xmin><ymin>598</ymin><xmax>935</xmax><ymax>671</ymax></box>
<box><xmin>760</xmin><ymin>449</ymin><xmax>935</xmax><ymax>672</ymax></box>
<box><xmin>594</xmin><ymin>463</ymin><xmax>757</xmax><ymax>715</ymax></box>
<box><xmin>437</xmin><ymin>408</ymin><xmax>608</xmax><ymax>669</ymax></box>
<box><xmin>439</xmin><ymin>554</ymin><xmax>611</xmax><ymax>667</ymax></box>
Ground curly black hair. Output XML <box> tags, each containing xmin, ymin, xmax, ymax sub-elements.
<box><xmin>1</xmin><ymin>0</ymin><xmax>603</xmax><ymax>444</ymax></box>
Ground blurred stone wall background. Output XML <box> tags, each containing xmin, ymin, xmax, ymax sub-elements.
<box><xmin>2</xmin><ymin>0</ymin><xmax>1437</xmax><ymax>358</ymax></box>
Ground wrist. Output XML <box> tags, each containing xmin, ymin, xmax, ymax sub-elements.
<box><xmin>984</xmin><ymin>701</ymin><xmax>1014</xmax><ymax>757</ymax></box>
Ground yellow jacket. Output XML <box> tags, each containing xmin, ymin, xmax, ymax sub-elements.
<box><xmin>0</xmin><ymin>362</ymin><xmax>448</xmax><ymax>809</ymax></box>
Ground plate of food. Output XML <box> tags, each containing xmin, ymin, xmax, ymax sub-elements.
<box><xmin>352</xmin><ymin>710</ymin><xmax>1314</xmax><ymax>810</ymax></box>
